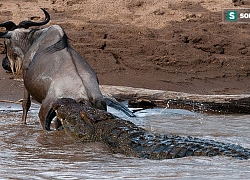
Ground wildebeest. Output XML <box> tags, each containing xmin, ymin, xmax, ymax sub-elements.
<box><xmin>0</xmin><ymin>8</ymin><xmax>134</xmax><ymax>130</ymax></box>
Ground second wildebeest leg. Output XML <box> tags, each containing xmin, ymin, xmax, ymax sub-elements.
<box><xmin>21</xmin><ymin>88</ymin><xmax>31</xmax><ymax>124</ymax></box>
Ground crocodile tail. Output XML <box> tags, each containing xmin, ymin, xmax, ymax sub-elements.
<box><xmin>129</xmin><ymin>133</ymin><xmax>250</xmax><ymax>160</ymax></box>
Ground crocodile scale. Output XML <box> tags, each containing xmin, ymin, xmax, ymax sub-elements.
<box><xmin>51</xmin><ymin>98</ymin><xmax>250</xmax><ymax>160</ymax></box>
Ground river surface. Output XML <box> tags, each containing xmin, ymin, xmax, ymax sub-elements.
<box><xmin>0</xmin><ymin>101</ymin><xmax>249</xmax><ymax>179</ymax></box>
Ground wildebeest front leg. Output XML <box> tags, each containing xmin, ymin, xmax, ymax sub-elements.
<box><xmin>39</xmin><ymin>100</ymin><xmax>52</xmax><ymax>130</ymax></box>
<box><xmin>39</xmin><ymin>99</ymin><xmax>61</xmax><ymax>130</ymax></box>
<box><xmin>21</xmin><ymin>88</ymin><xmax>31</xmax><ymax>124</ymax></box>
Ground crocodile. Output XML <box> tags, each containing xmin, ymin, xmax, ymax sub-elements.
<box><xmin>50</xmin><ymin>98</ymin><xmax>250</xmax><ymax>160</ymax></box>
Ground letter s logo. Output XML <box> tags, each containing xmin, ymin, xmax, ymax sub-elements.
<box><xmin>225</xmin><ymin>10</ymin><xmax>238</xmax><ymax>22</ymax></box>
<box><xmin>229</xmin><ymin>12</ymin><xmax>235</xmax><ymax>20</ymax></box>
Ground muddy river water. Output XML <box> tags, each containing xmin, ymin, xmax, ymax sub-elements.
<box><xmin>0</xmin><ymin>101</ymin><xmax>249</xmax><ymax>179</ymax></box>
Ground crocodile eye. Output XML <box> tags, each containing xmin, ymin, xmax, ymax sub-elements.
<box><xmin>78</xmin><ymin>134</ymin><xmax>84</xmax><ymax>139</ymax></box>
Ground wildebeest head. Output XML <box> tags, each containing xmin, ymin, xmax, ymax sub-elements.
<box><xmin>0</xmin><ymin>8</ymin><xmax>50</xmax><ymax>74</ymax></box>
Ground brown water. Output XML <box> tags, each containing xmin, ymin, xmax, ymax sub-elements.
<box><xmin>0</xmin><ymin>102</ymin><xmax>249</xmax><ymax>179</ymax></box>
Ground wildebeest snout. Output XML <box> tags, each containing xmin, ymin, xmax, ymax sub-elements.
<box><xmin>2</xmin><ymin>56</ymin><xmax>12</xmax><ymax>72</ymax></box>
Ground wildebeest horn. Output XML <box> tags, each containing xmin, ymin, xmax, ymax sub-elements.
<box><xmin>0</xmin><ymin>21</ymin><xmax>18</xmax><ymax>31</ymax></box>
<box><xmin>17</xmin><ymin>8</ymin><xmax>50</xmax><ymax>29</ymax></box>
<box><xmin>0</xmin><ymin>8</ymin><xmax>50</xmax><ymax>38</ymax></box>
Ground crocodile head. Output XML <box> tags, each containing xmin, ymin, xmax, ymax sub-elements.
<box><xmin>52</xmin><ymin>98</ymin><xmax>97</xmax><ymax>143</ymax></box>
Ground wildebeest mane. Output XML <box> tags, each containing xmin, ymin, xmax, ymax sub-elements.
<box><xmin>44</xmin><ymin>33</ymin><xmax>69</xmax><ymax>54</ymax></box>
<box><xmin>32</xmin><ymin>33</ymin><xmax>69</xmax><ymax>61</ymax></box>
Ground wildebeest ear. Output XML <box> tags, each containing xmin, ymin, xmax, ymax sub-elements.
<box><xmin>0</xmin><ymin>31</ymin><xmax>13</xmax><ymax>39</ymax></box>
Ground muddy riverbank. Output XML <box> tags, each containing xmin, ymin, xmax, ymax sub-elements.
<box><xmin>1</xmin><ymin>0</ymin><xmax>250</xmax><ymax>95</ymax></box>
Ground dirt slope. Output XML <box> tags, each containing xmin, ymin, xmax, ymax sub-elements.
<box><xmin>0</xmin><ymin>0</ymin><xmax>250</xmax><ymax>102</ymax></box>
